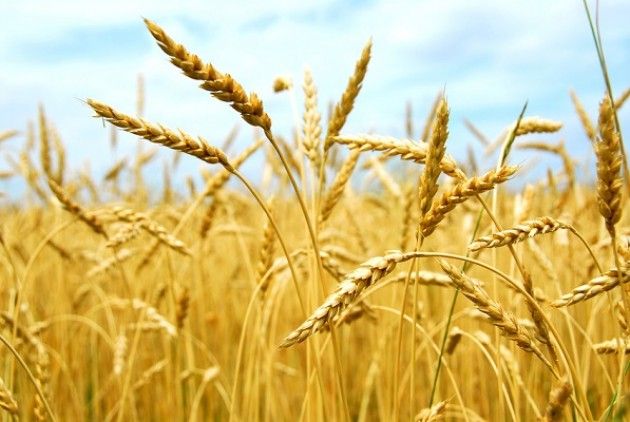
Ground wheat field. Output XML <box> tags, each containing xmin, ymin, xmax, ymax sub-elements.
<box><xmin>0</xmin><ymin>10</ymin><xmax>629</xmax><ymax>422</ymax></box>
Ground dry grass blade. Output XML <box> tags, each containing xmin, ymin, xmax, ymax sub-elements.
<box><xmin>468</xmin><ymin>216</ymin><xmax>570</xmax><ymax>251</ymax></box>
<box><xmin>463</xmin><ymin>118</ymin><xmax>489</xmax><ymax>146</ymax></box>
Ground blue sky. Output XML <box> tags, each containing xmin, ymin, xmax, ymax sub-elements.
<box><xmin>1</xmin><ymin>0</ymin><xmax>629</xmax><ymax>197</ymax></box>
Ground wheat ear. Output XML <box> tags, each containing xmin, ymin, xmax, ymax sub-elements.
<box><xmin>595</xmin><ymin>96</ymin><xmax>624</xmax><ymax>236</ymax></box>
<box><xmin>468</xmin><ymin>216</ymin><xmax>570</xmax><ymax>251</ymax></box>
<box><xmin>615</xmin><ymin>87</ymin><xmax>630</xmax><ymax>109</ymax></box>
<box><xmin>552</xmin><ymin>266</ymin><xmax>629</xmax><ymax>307</ymax></box>
<box><xmin>256</xmin><ymin>198</ymin><xmax>276</xmax><ymax>286</ymax></box>
<box><xmin>88</xmin><ymin>99</ymin><xmax>232</xmax><ymax>170</ymax></box>
<box><xmin>593</xmin><ymin>338</ymin><xmax>630</xmax><ymax>354</ymax></box>
<box><xmin>324</xmin><ymin>39</ymin><xmax>372</xmax><ymax>152</ymax></box>
<box><xmin>415</xmin><ymin>399</ymin><xmax>448</xmax><ymax>421</ymax></box>
<box><xmin>0</xmin><ymin>130</ymin><xmax>19</xmax><ymax>143</ymax></box>
<box><xmin>333</xmin><ymin>134</ymin><xmax>465</xmax><ymax>179</ymax></box>
<box><xmin>319</xmin><ymin>149</ymin><xmax>361</xmax><ymax>224</ymax></box>
<box><xmin>440</xmin><ymin>261</ymin><xmax>551</xmax><ymax>367</ymax></box>
<box><xmin>281</xmin><ymin>250</ymin><xmax>417</xmax><ymax>347</ymax></box>
<box><xmin>513</xmin><ymin>117</ymin><xmax>563</xmax><ymax>136</ymax></box>
<box><xmin>0</xmin><ymin>376</ymin><xmax>18</xmax><ymax>416</ymax></box>
<box><xmin>107</xmin><ymin>206</ymin><xmax>192</xmax><ymax>256</ymax></box>
<box><xmin>541</xmin><ymin>379</ymin><xmax>572</xmax><ymax>421</ymax></box>
<box><xmin>418</xmin><ymin>96</ymin><xmax>448</xmax><ymax>217</ymax></box>
<box><xmin>570</xmin><ymin>90</ymin><xmax>596</xmax><ymax>142</ymax></box>
<box><xmin>419</xmin><ymin>92</ymin><xmax>442</xmax><ymax>143</ymax></box>
<box><xmin>420</xmin><ymin>166</ymin><xmax>517</xmax><ymax>237</ymax></box>
<box><xmin>47</xmin><ymin>178</ymin><xmax>106</xmax><ymax>236</ymax></box>
<box><xmin>302</xmin><ymin>68</ymin><xmax>322</xmax><ymax>168</ymax></box>
<box><xmin>143</xmin><ymin>18</ymin><xmax>271</xmax><ymax>132</ymax></box>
